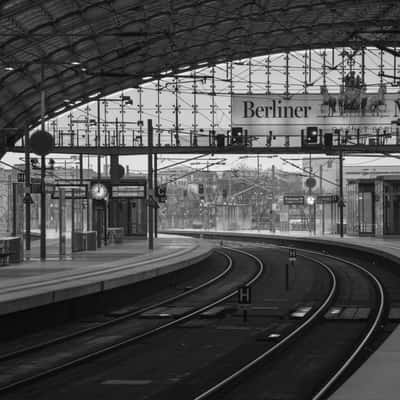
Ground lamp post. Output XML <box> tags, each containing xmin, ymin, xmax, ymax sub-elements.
<box><xmin>147</xmin><ymin>119</ymin><xmax>154</xmax><ymax>250</ymax></box>
<box><xmin>30</xmin><ymin>156</ymin><xmax>55</xmax><ymax>259</ymax></box>
<box><xmin>339</xmin><ymin>149</ymin><xmax>344</xmax><ymax>237</ymax></box>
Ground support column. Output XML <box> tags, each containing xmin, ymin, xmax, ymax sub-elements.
<box><xmin>147</xmin><ymin>119</ymin><xmax>154</xmax><ymax>250</ymax></box>
<box><xmin>24</xmin><ymin>128</ymin><xmax>31</xmax><ymax>250</ymax></box>
<box><xmin>154</xmin><ymin>153</ymin><xmax>158</xmax><ymax>238</ymax></box>
<box><xmin>40</xmin><ymin>63</ymin><xmax>46</xmax><ymax>260</ymax></box>
<box><xmin>40</xmin><ymin>154</ymin><xmax>46</xmax><ymax>259</ymax></box>
<box><xmin>97</xmin><ymin>99</ymin><xmax>101</xmax><ymax>181</ymax></box>
<box><xmin>339</xmin><ymin>150</ymin><xmax>344</xmax><ymax>237</ymax></box>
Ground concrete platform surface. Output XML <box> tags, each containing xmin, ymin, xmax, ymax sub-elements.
<box><xmin>0</xmin><ymin>234</ymin><xmax>214</xmax><ymax>316</ymax></box>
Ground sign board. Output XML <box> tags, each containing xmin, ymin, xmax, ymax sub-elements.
<box><xmin>317</xmin><ymin>194</ymin><xmax>339</xmax><ymax>204</ymax></box>
<box><xmin>51</xmin><ymin>184</ymin><xmax>88</xmax><ymax>199</ymax></box>
<box><xmin>284</xmin><ymin>195</ymin><xmax>304</xmax><ymax>205</ymax></box>
<box><xmin>231</xmin><ymin>92</ymin><xmax>400</xmax><ymax>145</ymax></box>
<box><xmin>238</xmin><ymin>286</ymin><xmax>251</xmax><ymax>304</ymax></box>
<box><xmin>289</xmin><ymin>248</ymin><xmax>297</xmax><ymax>262</ymax></box>
<box><xmin>111</xmin><ymin>185</ymin><xmax>145</xmax><ymax>198</ymax></box>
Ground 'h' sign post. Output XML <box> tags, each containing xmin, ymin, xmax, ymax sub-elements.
<box><xmin>238</xmin><ymin>286</ymin><xmax>251</xmax><ymax>322</ymax></box>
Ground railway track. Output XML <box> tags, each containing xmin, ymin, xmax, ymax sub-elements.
<box><xmin>0</xmin><ymin>248</ymin><xmax>262</xmax><ymax>395</ymax></box>
<box><xmin>0</xmin><ymin>238</ymin><xmax>387</xmax><ymax>400</ymax></box>
<box><xmin>191</xmin><ymin>245</ymin><xmax>384</xmax><ymax>400</ymax></box>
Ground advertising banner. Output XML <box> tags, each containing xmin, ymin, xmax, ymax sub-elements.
<box><xmin>231</xmin><ymin>88</ymin><xmax>400</xmax><ymax>140</ymax></box>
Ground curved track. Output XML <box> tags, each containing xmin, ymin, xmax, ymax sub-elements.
<box><xmin>191</xmin><ymin>244</ymin><xmax>384</xmax><ymax>400</ymax></box>
<box><xmin>0</xmin><ymin>248</ymin><xmax>262</xmax><ymax>395</ymax></box>
<box><xmin>0</xmin><ymin>238</ymin><xmax>385</xmax><ymax>400</ymax></box>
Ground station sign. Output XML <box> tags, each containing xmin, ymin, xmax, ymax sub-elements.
<box><xmin>317</xmin><ymin>194</ymin><xmax>339</xmax><ymax>204</ymax></box>
<box><xmin>283</xmin><ymin>195</ymin><xmax>304</xmax><ymax>205</ymax></box>
<box><xmin>112</xmin><ymin>185</ymin><xmax>145</xmax><ymax>198</ymax></box>
<box><xmin>231</xmin><ymin>92</ymin><xmax>400</xmax><ymax>146</ymax></box>
<box><xmin>51</xmin><ymin>184</ymin><xmax>88</xmax><ymax>199</ymax></box>
<box><xmin>231</xmin><ymin>92</ymin><xmax>400</xmax><ymax>140</ymax></box>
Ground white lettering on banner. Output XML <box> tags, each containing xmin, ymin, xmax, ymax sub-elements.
<box><xmin>231</xmin><ymin>93</ymin><xmax>400</xmax><ymax>137</ymax></box>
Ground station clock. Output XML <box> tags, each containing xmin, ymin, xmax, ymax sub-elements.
<box><xmin>91</xmin><ymin>183</ymin><xmax>108</xmax><ymax>200</ymax></box>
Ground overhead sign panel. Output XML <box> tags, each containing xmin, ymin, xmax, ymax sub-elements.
<box><xmin>231</xmin><ymin>89</ymin><xmax>400</xmax><ymax>143</ymax></box>
<box><xmin>111</xmin><ymin>185</ymin><xmax>145</xmax><ymax>198</ymax></box>
<box><xmin>51</xmin><ymin>184</ymin><xmax>88</xmax><ymax>199</ymax></box>
<box><xmin>317</xmin><ymin>194</ymin><xmax>339</xmax><ymax>203</ymax></box>
<box><xmin>283</xmin><ymin>195</ymin><xmax>304</xmax><ymax>205</ymax></box>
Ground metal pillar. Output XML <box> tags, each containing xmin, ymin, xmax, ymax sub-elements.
<box><xmin>174</xmin><ymin>77</ymin><xmax>179</xmax><ymax>142</ymax></box>
<box><xmin>97</xmin><ymin>99</ymin><xmax>101</xmax><ymax>180</ymax></box>
<box><xmin>71</xmin><ymin>189</ymin><xmax>75</xmax><ymax>248</ymax></box>
<box><xmin>40</xmin><ymin>155</ymin><xmax>46</xmax><ymax>259</ymax></box>
<box><xmin>308</xmin><ymin>153</ymin><xmax>313</xmax><ymax>234</ymax></box>
<box><xmin>304</xmin><ymin>50</ymin><xmax>308</xmax><ymax>93</ymax></box>
<box><xmin>271</xmin><ymin>164</ymin><xmax>275</xmax><ymax>232</ymax></box>
<box><xmin>285</xmin><ymin>52</ymin><xmax>290</xmax><ymax>98</ymax></box>
<box><xmin>322</xmin><ymin>50</ymin><xmax>327</xmax><ymax>88</ymax></box>
<box><xmin>156</xmin><ymin>79</ymin><xmax>162</xmax><ymax>146</ymax></box>
<box><xmin>79</xmin><ymin>154</ymin><xmax>83</xmax><ymax>183</ymax></box>
<box><xmin>210</xmin><ymin>66</ymin><xmax>216</xmax><ymax>136</ymax></box>
<box><xmin>256</xmin><ymin>153</ymin><xmax>259</xmax><ymax>230</ymax></box>
<box><xmin>265</xmin><ymin>56</ymin><xmax>271</xmax><ymax>95</ymax></box>
<box><xmin>154</xmin><ymin>153</ymin><xmax>158</xmax><ymax>238</ymax></box>
<box><xmin>24</xmin><ymin>128</ymin><xmax>31</xmax><ymax>250</ymax></box>
<box><xmin>247</xmin><ymin>58</ymin><xmax>252</xmax><ymax>94</ymax></box>
<box><xmin>320</xmin><ymin>164</ymin><xmax>325</xmax><ymax>235</ymax></box>
<box><xmin>12</xmin><ymin>183</ymin><xmax>16</xmax><ymax>236</ymax></box>
<box><xmin>192</xmin><ymin>72</ymin><xmax>198</xmax><ymax>141</ymax></box>
<box><xmin>147</xmin><ymin>119</ymin><xmax>154</xmax><ymax>250</ymax></box>
<box><xmin>339</xmin><ymin>150</ymin><xmax>344</xmax><ymax>237</ymax></box>
<box><xmin>40</xmin><ymin>63</ymin><xmax>46</xmax><ymax>260</ymax></box>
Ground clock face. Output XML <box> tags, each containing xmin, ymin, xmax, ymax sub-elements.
<box><xmin>91</xmin><ymin>183</ymin><xmax>108</xmax><ymax>200</ymax></box>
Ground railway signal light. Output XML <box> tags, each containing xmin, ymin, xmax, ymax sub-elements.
<box><xmin>306</xmin><ymin>126</ymin><xmax>319</xmax><ymax>143</ymax></box>
<box><xmin>156</xmin><ymin>185</ymin><xmax>167</xmax><ymax>202</ymax></box>
<box><xmin>231</xmin><ymin>127</ymin><xmax>244</xmax><ymax>144</ymax></box>
<box><xmin>198</xmin><ymin>183</ymin><xmax>204</xmax><ymax>194</ymax></box>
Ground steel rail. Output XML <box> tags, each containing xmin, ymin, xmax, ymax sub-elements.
<box><xmin>0</xmin><ymin>248</ymin><xmax>264</xmax><ymax>393</ymax></box>
<box><xmin>0</xmin><ymin>250</ymin><xmax>232</xmax><ymax>363</ymax></box>
<box><xmin>252</xmin><ymin>242</ymin><xmax>385</xmax><ymax>400</ymax></box>
<box><xmin>193</xmin><ymin>252</ymin><xmax>337</xmax><ymax>400</ymax></box>
<box><xmin>303</xmin><ymin>250</ymin><xmax>385</xmax><ymax>400</ymax></box>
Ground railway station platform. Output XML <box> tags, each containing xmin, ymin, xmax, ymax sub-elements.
<box><xmin>0</xmin><ymin>234</ymin><xmax>213</xmax><ymax>316</ymax></box>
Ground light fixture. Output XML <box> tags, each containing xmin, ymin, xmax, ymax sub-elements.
<box><xmin>161</xmin><ymin>69</ymin><xmax>173</xmax><ymax>75</ymax></box>
<box><xmin>306</xmin><ymin>195</ymin><xmax>315</xmax><ymax>205</ymax></box>
<box><xmin>54</xmin><ymin>106</ymin><xmax>66</xmax><ymax>113</ymax></box>
<box><xmin>88</xmin><ymin>91</ymin><xmax>101</xmax><ymax>99</ymax></box>
<box><xmin>4</xmin><ymin>66</ymin><xmax>15</xmax><ymax>71</ymax></box>
<box><xmin>71</xmin><ymin>61</ymin><xmax>81</xmax><ymax>66</ymax></box>
<box><xmin>178</xmin><ymin>65</ymin><xmax>191</xmax><ymax>71</ymax></box>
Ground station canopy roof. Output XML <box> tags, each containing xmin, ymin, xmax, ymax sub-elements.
<box><xmin>0</xmin><ymin>0</ymin><xmax>400</xmax><ymax>146</ymax></box>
